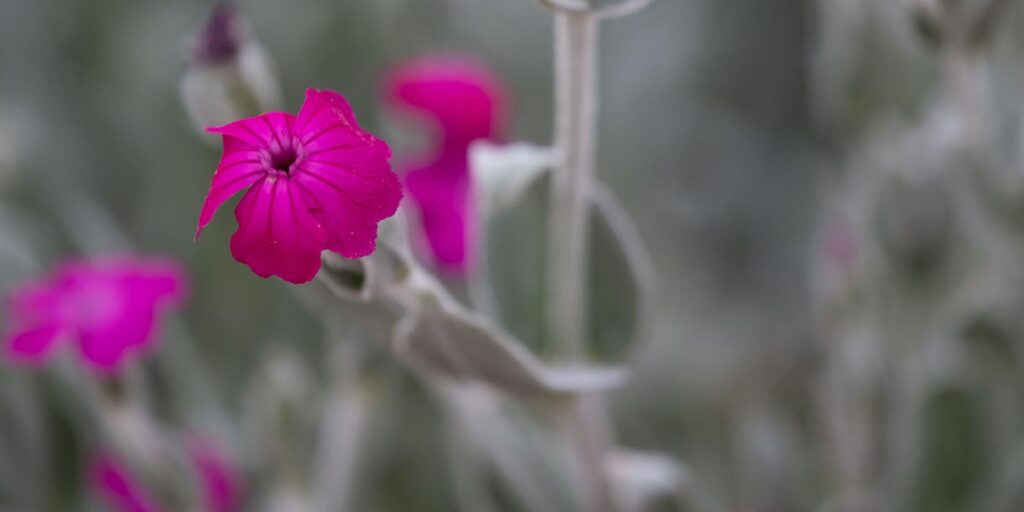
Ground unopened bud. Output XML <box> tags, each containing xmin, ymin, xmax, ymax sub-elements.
<box><xmin>192</xmin><ymin>4</ymin><xmax>241</xmax><ymax>65</ymax></box>
<box><xmin>180</xmin><ymin>3</ymin><xmax>282</xmax><ymax>140</ymax></box>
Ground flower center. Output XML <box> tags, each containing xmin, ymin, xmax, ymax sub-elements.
<box><xmin>270</xmin><ymin>146</ymin><xmax>298</xmax><ymax>173</ymax></box>
<box><xmin>60</xmin><ymin>279</ymin><xmax>124</xmax><ymax>329</ymax></box>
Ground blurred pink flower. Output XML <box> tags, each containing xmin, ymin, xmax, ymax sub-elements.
<box><xmin>89</xmin><ymin>454</ymin><xmax>163</xmax><ymax>512</ymax></box>
<box><xmin>4</xmin><ymin>257</ymin><xmax>186</xmax><ymax>374</ymax></box>
<box><xmin>188</xmin><ymin>437</ymin><xmax>242</xmax><ymax>512</ymax></box>
<box><xmin>89</xmin><ymin>439</ymin><xmax>240</xmax><ymax>512</ymax></box>
<box><xmin>197</xmin><ymin>89</ymin><xmax>402</xmax><ymax>284</ymax></box>
<box><xmin>384</xmin><ymin>56</ymin><xmax>507</xmax><ymax>273</ymax></box>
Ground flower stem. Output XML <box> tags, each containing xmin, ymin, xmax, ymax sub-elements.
<box><xmin>547</xmin><ymin>10</ymin><xmax>598</xmax><ymax>360</ymax></box>
<box><xmin>943</xmin><ymin>45</ymin><xmax>990</xmax><ymax>149</ymax></box>
<box><xmin>546</xmin><ymin>8</ymin><xmax>617</xmax><ymax>512</ymax></box>
<box><xmin>563</xmin><ymin>395</ymin><xmax>616</xmax><ymax>512</ymax></box>
<box><xmin>312</xmin><ymin>385</ymin><xmax>369</xmax><ymax>512</ymax></box>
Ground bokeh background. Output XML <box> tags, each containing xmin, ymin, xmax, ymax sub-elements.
<box><xmin>3</xmin><ymin>0</ymin><xmax>1024</xmax><ymax>511</ymax></box>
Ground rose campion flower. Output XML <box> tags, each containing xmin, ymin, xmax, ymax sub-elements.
<box><xmin>90</xmin><ymin>442</ymin><xmax>241</xmax><ymax>512</ymax></box>
<box><xmin>90</xmin><ymin>454</ymin><xmax>162</xmax><ymax>512</ymax></box>
<box><xmin>384</xmin><ymin>56</ymin><xmax>507</xmax><ymax>273</ymax></box>
<box><xmin>188</xmin><ymin>437</ymin><xmax>242</xmax><ymax>512</ymax></box>
<box><xmin>196</xmin><ymin>89</ymin><xmax>402</xmax><ymax>284</ymax></box>
<box><xmin>4</xmin><ymin>257</ymin><xmax>186</xmax><ymax>374</ymax></box>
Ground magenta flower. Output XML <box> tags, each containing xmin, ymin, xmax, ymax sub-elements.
<box><xmin>89</xmin><ymin>455</ymin><xmax>162</xmax><ymax>512</ymax></box>
<box><xmin>384</xmin><ymin>56</ymin><xmax>507</xmax><ymax>273</ymax></box>
<box><xmin>89</xmin><ymin>440</ymin><xmax>240</xmax><ymax>512</ymax></box>
<box><xmin>3</xmin><ymin>257</ymin><xmax>186</xmax><ymax>374</ymax></box>
<box><xmin>196</xmin><ymin>89</ymin><xmax>402</xmax><ymax>284</ymax></box>
<box><xmin>188</xmin><ymin>437</ymin><xmax>242</xmax><ymax>512</ymax></box>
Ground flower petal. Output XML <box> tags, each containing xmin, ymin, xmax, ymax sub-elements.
<box><xmin>256</xmin><ymin>112</ymin><xmax>295</xmax><ymax>150</ymax></box>
<box><xmin>384</xmin><ymin>56</ymin><xmax>506</xmax><ymax>143</ymax></box>
<box><xmin>215</xmin><ymin>135</ymin><xmax>262</xmax><ymax>169</ymax></box>
<box><xmin>384</xmin><ymin>56</ymin><xmax>507</xmax><ymax>273</ymax></box>
<box><xmin>196</xmin><ymin>167</ymin><xmax>264</xmax><ymax>239</ymax></box>
<box><xmin>188</xmin><ymin>438</ymin><xmax>242</xmax><ymax>512</ymax></box>
<box><xmin>405</xmin><ymin>155</ymin><xmax>475</xmax><ymax>269</ymax></box>
<box><xmin>120</xmin><ymin>259</ymin><xmax>189</xmax><ymax>307</ymax></box>
<box><xmin>206</xmin><ymin>115</ymin><xmax>278</xmax><ymax>149</ymax></box>
<box><xmin>289</xmin><ymin>89</ymin><xmax>401</xmax><ymax>259</ymax></box>
<box><xmin>294</xmin><ymin>89</ymin><xmax>385</xmax><ymax>153</ymax></box>
<box><xmin>69</xmin><ymin>260</ymin><xmax>184</xmax><ymax>373</ymax></box>
<box><xmin>89</xmin><ymin>454</ymin><xmax>163</xmax><ymax>512</ymax></box>
<box><xmin>77</xmin><ymin>300</ymin><xmax>158</xmax><ymax>373</ymax></box>
<box><xmin>199</xmin><ymin>113</ymin><xmax>301</xmax><ymax>239</ymax></box>
<box><xmin>293</xmin><ymin>158</ymin><xmax>401</xmax><ymax>259</ymax></box>
<box><xmin>5</xmin><ymin>323</ymin><xmax>62</xmax><ymax>363</ymax></box>
<box><xmin>6</xmin><ymin>277</ymin><xmax>61</xmax><ymax>325</ymax></box>
<box><xmin>198</xmin><ymin>113</ymin><xmax>299</xmax><ymax>239</ymax></box>
<box><xmin>229</xmin><ymin>176</ymin><xmax>326</xmax><ymax>283</ymax></box>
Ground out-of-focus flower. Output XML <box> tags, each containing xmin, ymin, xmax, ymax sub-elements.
<box><xmin>3</xmin><ymin>257</ymin><xmax>186</xmax><ymax>374</ymax></box>
<box><xmin>384</xmin><ymin>56</ymin><xmax>507</xmax><ymax>274</ymax></box>
<box><xmin>196</xmin><ymin>89</ymin><xmax>402</xmax><ymax>284</ymax></box>
<box><xmin>89</xmin><ymin>454</ymin><xmax>162</xmax><ymax>512</ymax></box>
<box><xmin>90</xmin><ymin>442</ymin><xmax>241</xmax><ymax>512</ymax></box>
<box><xmin>188</xmin><ymin>437</ymin><xmax>242</xmax><ymax>512</ymax></box>
<box><xmin>181</xmin><ymin>3</ymin><xmax>282</xmax><ymax>137</ymax></box>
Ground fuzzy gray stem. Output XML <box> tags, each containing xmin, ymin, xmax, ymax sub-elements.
<box><xmin>312</xmin><ymin>387</ymin><xmax>369</xmax><ymax>512</ymax></box>
<box><xmin>563</xmin><ymin>395</ymin><xmax>617</xmax><ymax>512</ymax></box>
<box><xmin>547</xmin><ymin>10</ymin><xmax>598</xmax><ymax>360</ymax></box>
<box><xmin>546</xmin><ymin>10</ymin><xmax>617</xmax><ymax>512</ymax></box>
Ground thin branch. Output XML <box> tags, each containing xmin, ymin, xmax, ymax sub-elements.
<box><xmin>546</xmin><ymin>8</ymin><xmax>619</xmax><ymax>512</ymax></box>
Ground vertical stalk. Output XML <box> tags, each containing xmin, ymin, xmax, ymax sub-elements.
<box><xmin>564</xmin><ymin>395</ymin><xmax>616</xmax><ymax>512</ymax></box>
<box><xmin>311</xmin><ymin>387</ymin><xmax>369</xmax><ymax>512</ymax></box>
<box><xmin>546</xmin><ymin>8</ymin><xmax>617</xmax><ymax>512</ymax></box>
<box><xmin>547</xmin><ymin>10</ymin><xmax>598</xmax><ymax>360</ymax></box>
<box><xmin>948</xmin><ymin>50</ymin><xmax>997</xmax><ymax>160</ymax></box>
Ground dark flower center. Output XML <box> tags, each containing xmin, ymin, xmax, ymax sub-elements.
<box><xmin>270</xmin><ymin>146</ymin><xmax>298</xmax><ymax>173</ymax></box>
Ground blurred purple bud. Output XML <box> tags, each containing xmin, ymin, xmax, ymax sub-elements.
<box><xmin>180</xmin><ymin>3</ymin><xmax>282</xmax><ymax>140</ymax></box>
<box><xmin>193</xmin><ymin>4</ymin><xmax>242</xmax><ymax>65</ymax></box>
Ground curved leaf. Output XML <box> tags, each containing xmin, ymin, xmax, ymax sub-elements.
<box><xmin>393</xmin><ymin>298</ymin><xmax>626</xmax><ymax>399</ymax></box>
